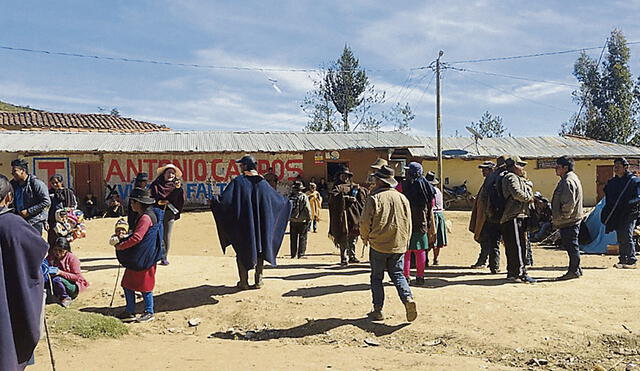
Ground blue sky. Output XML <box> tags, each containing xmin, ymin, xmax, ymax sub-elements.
<box><xmin>2</xmin><ymin>1</ymin><xmax>640</xmax><ymax>136</ymax></box>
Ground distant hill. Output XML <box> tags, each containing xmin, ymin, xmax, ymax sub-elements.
<box><xmin>0</xmin><ymin>100</ymin><xmax>38</xmax><ymax>112</ymax></box>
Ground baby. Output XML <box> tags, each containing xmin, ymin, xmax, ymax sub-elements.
<box><xmin>109</xmin><ymin>218</ymin><xmax>130</xmax><ymax>246</ymax></box>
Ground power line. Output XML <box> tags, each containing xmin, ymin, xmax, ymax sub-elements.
<box><xmin>0</xmin><ymin>45</ymin><xmax>412</xmax><ymax>73</ymax></box>
<box><xmin>449</xmin><ymin>41</ymin><xmax>640</xmax><ymax>64</ymax></box>
<box><xmin>450</xmin><ymin>68</ymin><xmax>573</xmax><ymax>113</ymax></box>
<box><xmin>448</xmin><ymin>66</ymin><xmax>579</xmax><ymax>88</ymax></box>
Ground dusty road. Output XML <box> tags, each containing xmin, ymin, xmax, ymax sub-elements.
<box><xmin>31</xmin><ymin>210</ymin><xmax>640</xmax><ymax>370</ymax></box>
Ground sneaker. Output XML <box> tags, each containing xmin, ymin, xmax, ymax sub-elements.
<box><xmin>415</xmin><ymin>277</ymin><xmax>425</xmax><ymax>286</ymax></box>
<box><xmin>556</xmin><ymin>272</ymin><xmax>581</xmax><ymax>281</ymax></box>
<box><xmin>432</xmin><ymin>259</ymin><xmax>439</xmax><ymax>266</ymax></box>
<box><xmin>137</xmin><ymin>312</ymin><xmax>155</xmax><ymax>323</ymax></box>
<box><xmin>508</xmin><ymin>276</ymin><xmax>522</xmax><ymax>283</ymax></box>
<box><xmin>470</xmin><ymin>263</ymin><xmax>486</xmax><ymax>269</ymax></box>
<box><xmin>368</xmin><ymin>307</ymin><xmax>384</xmax><ymax>321</ymax></box>
<box><xmin>160</xmin><ymin>259</ymin><xmax>170</xmax><ymax>266</ymax></box>
<box><xmin>339</xmin><ymin>261</ymin><xmax>348</xmax><ymax>267</ymax></box>
<box><xmin>490</xmin><ymin>268</ymin><xmax>500</xmax><ymax>274</ymax></box>
<box><xmin>254</xmin><ymin>278</ymin><xmax>264</xmax><ymax>289</ymax></box>
<box><xmin>348</xmin><ymin>257</ymin><xmax>360</xmax><ymax>264</ymax></box>
<box><xmin>520</xmin><ymin>275</ymin><xmax>537</xmax><ymax>284</ymax></box>
<box><xmin>404</xmin><ymin>298</ymin><xmax>418</xmax><ymax>322</ymax></box>
<box><xmin>613</xmin><ymin>263</ymin><xmax>625</xmax><ymax>269</ymax></box>
<box><xmin>237</xmin><ymin>281</ymin><xmax>250</xmax><ymax>290</ymax></box>
<box><xmin>60</xmin><ymin>297</ymin><xmax>73</xmax><ymax>308</ymax></box>
<box><xmin>622</xmin><ymin>263</ymin><xmax>638</xmax><ymax>269</ymax></box>
<box><xmin>117</xmin><ymin>311</ymin><xmax>136</xmax><ymax>323</ymax></box>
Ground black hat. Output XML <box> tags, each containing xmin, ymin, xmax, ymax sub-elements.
<box><xmin>10</xmin><ymin>159</ymin><xmax>28</xmax><ymax>171</ymax></box>
<box><xmin>614</xmin><ymin>157</ymin><xmax>630</xmax><ymax>166</ymax></box>
<box><xmin>336</xmin><ymin>165</ymin><xmax>353</xmax><ymax>177</ymax></box>
<box><xmin>291</xmin><ymin>181</ymin><xmax>305</xmax><ymax>191</ymax></box>
<box><xmin>236</xmin><ymin>155</ymin><xmax>257</xmax><ymax>169</ymax></box>
<box><xmin>128</xmin><ymin>187</ymin><xmax>155</xmax><ymax>205</ymax></box>
<box><xmin>135</xmin><ymin>172</ymin><xmax>149</xmax><ymax>182</ymax></box>
<box><xmin>425</xmin><ymin>171</ymin><xmax>439</xmax><ymax>185</ymax></box>
<box><xmin>372</xmin><ymin>165</ymin><xmax>398</xmax><ymax>188</ymax></box>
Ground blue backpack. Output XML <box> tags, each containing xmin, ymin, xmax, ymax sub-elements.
<box><xmin>116</xmin><ymin>208</ymin><xmax>165</xmax><ymax>271</ymax></box>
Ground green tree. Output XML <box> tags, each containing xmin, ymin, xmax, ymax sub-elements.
<box><xmin>301</xmin><ymin>77</ymin><xmax>339</xmax><ymax>132</ymax></box>
<box><xmin>469</xmin><ymin>111</ymin><xmax>506</xmax><ymax>138</ymax></box>
<box><xmin>561</xmin><ymin>29</ymin><xmax>639</xmax><ymax>144</ymax></box>
<box><xmin>383</xmin><ymin>102</ymin><xmax>415</xmax><ymax>132</ymax></box>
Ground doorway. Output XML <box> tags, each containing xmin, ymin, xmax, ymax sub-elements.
<box><xmin>74</xmin><ymin>162</ymin><xmax>104</xmax><ymax>208</ymax></box>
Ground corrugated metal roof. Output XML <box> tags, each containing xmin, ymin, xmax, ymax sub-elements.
<box><xmin>0</xmin><ymin>130</ymin><xmax>421</xmax><ymax>153</ymax></box>
<box><xmin>409</xmin><ymin>135</ymin><xmax>640</xmax><ymax>159</ymax></box>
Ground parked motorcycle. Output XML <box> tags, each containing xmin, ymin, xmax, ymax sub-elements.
<box><xmin>443</xmin><ymin>180</ymin><xmax>475</xmax><ymax>209</ymax></box>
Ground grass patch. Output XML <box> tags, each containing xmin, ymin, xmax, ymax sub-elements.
<box><xmin>46</xmin><ymin>305</ymin><xmax>128</xmax><ymax>339</ymax></box>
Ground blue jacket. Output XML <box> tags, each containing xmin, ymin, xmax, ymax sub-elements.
<box><xmin>0</xmin><ymin>207</ymin><xmax>49</xmax><ymax>370</ymax></box>
<box><xmin>10</xmin><ymin>175</ymin><xmax>51</xmax><ymax>226</ymax></box>
<box><xmin>601</xmin><ymin>171</ymin><xmax>640</xmax><ymax>232</ymax></box>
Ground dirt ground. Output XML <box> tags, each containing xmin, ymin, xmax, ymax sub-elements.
<box><xmin>31</xmin><ymin>210</ymin><xmax>640</xmax><ymax>371</ymax></box>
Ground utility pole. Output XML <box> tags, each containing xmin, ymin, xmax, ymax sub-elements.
<box><xmin>435</xmin><ymin>50</ymin><xmax>444</xmax><ymax>192</ymax></box>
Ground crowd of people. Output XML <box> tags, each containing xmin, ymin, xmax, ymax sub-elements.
<box><xmin>2</xmin><ymin>153</ymin><xmax>639</xmax><ymax>370</ymax></box>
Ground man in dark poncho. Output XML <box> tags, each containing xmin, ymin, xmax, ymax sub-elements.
<box><xmin>328</xmin><ymin>166</ymin><xmax>369</xmax><ymax>266</ymax></box>
<box><xmin>0</xmin><ymin>174</ymin><xmax>49</xmax><ymax>371</ymax></box>
<box><xmin>210</xmin><ymin>155</ymin><xmax>291</xmax><ymax>290</ymax></box>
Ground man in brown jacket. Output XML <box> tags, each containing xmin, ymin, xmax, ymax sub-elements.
<box><xmin>551</xmin><ymin>156</ymin><xmax>584</xmax><ymax>280</ymax></box>
<box><xmin>360</xmin><ymin>165</ymin><xmax>417</xmax><ymax>323</ymax></box>
<box><xmin>500</xmin><ymin>156</ymin><xmax>535</xmax><ymax>283</ymax></box>
<box><xmin>469</xmin><ymin>161</ymin><xmax>499</xmax><ymax>272</ymax></box>
<box><xmin>328</xmin><ymin>166</ymin><xmax>368</xmax><ymax>266</ymax></box>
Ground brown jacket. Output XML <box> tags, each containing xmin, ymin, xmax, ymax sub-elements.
<box><xmin>551</xmin><ymin>171</ymin><xmax>583</xmax><ymax>228</ymax></box>
<box><xmin>360</xmin><ymin>187</ymin><xmax>412</xmax><ymax>254</ymax></box>
<box><xmin>500</xmin><ymin>172</ymin><xmax>534</xmax><ymax>224</ymax></box>
<box><xmin>328</xmin><ymin>181</ymin><xmax>368</xmax><ymax>243</ymax></box>
<box><xmin>469</xmin><ymin>183</ymin><xmax>487</xmax><ymax>242</ymax></box>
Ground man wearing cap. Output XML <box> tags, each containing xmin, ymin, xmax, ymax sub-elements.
<box><xmin>601</xmin><ymin>157</ymin><xmax>640</xmax><ymax>269</ymax></box>
<box><xmin>470</xmin><ymin>161</ymin><xmax>501</xmax><ymax>272</ymax></box>
<box><xmin>211</xmin><ymin>155</ymin><xmax>291</xmax><ymax>289</ymax></box>
<box><xmin>401</xmin><ymin>162</ymin><xmax>435</xmax><ymax>285</ymax></box>
<box><xmin>500</xmin><ymin>156</ymin><xmax>535</xmax><ymax>283</ymax></box>
<box><xmin>289</xmin><ymin>181</ymin><xmax>312</xmax><ymax>259</ymax></box>
<box><xmin>328</xmin><ymin>165</ymin><xmax>369</xmax><ymax>266</ymax></box>
<box><xmin>10</xmin><ymin>159</ymin><xmax>51</xmax><ymax>235</ymax></box>
<box><xmin>551</xmin><ymin>156</ymin><xmax>584</xmax><ymax>280</ymax></box>
<box><xmin>360</xmin><ymin>165</ymin><xmax>417</xmax><ymax>322</ymax></box>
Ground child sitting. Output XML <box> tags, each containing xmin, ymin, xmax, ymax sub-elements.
<box><xmin>109</xmin><ymin>218</ymin><xmax>130</xmax><ymax>246</ymax></box>
<box><xmin>46</xmin><ymin>237</ymin><xmax>89</xmax><ymax>308</ymax></box>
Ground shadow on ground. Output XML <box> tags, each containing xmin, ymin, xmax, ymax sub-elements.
<box><xmin>283</xmin><ymin>283</ymin><xmax>372</xmax><ymax>298</ymax></box>
<box><xmin>82</xmin><ymin>284</ymin><xmax>236</xmax><ymax>315</ymax></box>
<box><xmin>268</xmin><ymin>269</ymin><xmax>370</xmax><ymax>281</ymax></box>
<box><xmin>209</xmin><ymin>317</ymin><xmax>409</xmax><ymax>340</ymax></box>
<box><xmin>83</xmin><ymin>264</ymin><xmax>121</xmax><ymax>272</ymax></box>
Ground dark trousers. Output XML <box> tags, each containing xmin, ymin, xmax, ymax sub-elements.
<box><xmin>338</xmin><ymin>237</ymin><xmax>358</xmax><ymax>263</ymax></box>
<box><xmin>615</xmin><ymin>218</ymin><xmax>638</xmax><ymax>265</ymax></box>
<box><xmin>560</xmin><ymin>224</ymin><xmax>581</xmax><ymax>275</ymax></box>
<box><xmin>290</xmin><ymin>221</ymin><xmax>309</xmax><ymax>258</ymax></box>
<box><xmin>476</xmin><ymin>222</ymin><xmax>501</xmax><ymax>270</ymax></box>
<box><xmin>500</xmin><ymin>218</ymin><xmax>529</xmax><ymax>279</ymax></box>
<box><xmin>31</xmin><ymin>221</ymin><xmax>45</xmax><ymax>236</ymax></box>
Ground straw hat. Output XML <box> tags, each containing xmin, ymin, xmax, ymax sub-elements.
<box><xmin>156</xmin><ymin>163</ymin><xmax>183</xmax><ymax>179</ymax></box>
<box><xmin>370</xmin><ymin>158</ymin><xmax>388</xmax><ymax>170</ymax></box>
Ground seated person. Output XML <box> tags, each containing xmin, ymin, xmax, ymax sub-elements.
<box><xmin>530</xmin><ymin>192</ymin><xmax>554</xmax><ymax>242</ymax></box>
<box><xmin>82</xmin><ymin>193</ymin><xmax>98</xmax><ymax>219</ymax></box>
<box><xmin>104</xmin><ymin>194</ymin><xmax>124</xmax><ymax>218</ymax></box>
<box><xmin>46</xmin><ymin>237</ymin><xmax>89</xmax><ymax>308</ymax></box>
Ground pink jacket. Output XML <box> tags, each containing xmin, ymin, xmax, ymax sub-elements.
<box><xmin>47</xmin><ymin>251</ymin><xmax>89</xmax><ymax>292</ymax></box>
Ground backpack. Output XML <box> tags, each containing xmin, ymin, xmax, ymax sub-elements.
<box><xmin>488</xmin><ymin>171</ymin><xmax>508</xmax><ymax>220</ymax></box>
<box><xmin>289</xmin><ymin>193</ymin><xmax>310</xmax><ymax>222</ymax></box>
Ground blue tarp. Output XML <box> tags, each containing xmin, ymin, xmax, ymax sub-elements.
<box><xmin>580</xmin><ymin>198</ymin><xmax>618</xmax><ymax>254</ymax></box>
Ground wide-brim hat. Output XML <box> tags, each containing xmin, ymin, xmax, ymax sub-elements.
<box><xmin>336</xmin><ymin>166</ymin><xmax>353</xmax><ymax>177</ymax></box>
<box><xmin>505</xmin><ymin>155</ymin><xmax>527</xmax><ymax>167</ymax></box>
<box><xmin>425</xmin><ymin>171</ymin><xmax>439</xmax><ymax>185</ymax></box>
<box><xmin>128</xmin><ymin>187</ymin><xmax>155</xmax><ymax>205</ymax></box>
<box><xmin>372</xmin><ymin>165</ymin><xmax>398</xmax><ymax>188</ymax></box>
<box><xmin>370</xmin><ymin>158</ymin><xmax>388</xmax><ymax>170</ymax></box>
<box><xmin>292</xmin><ymin>181</ymin><xmax>305</xmax><ymax>191</ymax></box>
<box><xmin>156</xmin><ymin>163</ymin><xmax>183</xmax><ymax>179</ymax></box>
<box><xmin>478</xmin><ymin>161</ymin><xmax>496</xmax><ymax>169</ymax></box>
<box><xmin>134</xmin><ymin>172</ymin><xmax>149</xmax><ymax>182</ymax></box>
<box><xmin>236</xmin><ymin>155</ymin><xmax>257</xmax><ymax>167</ymax></box>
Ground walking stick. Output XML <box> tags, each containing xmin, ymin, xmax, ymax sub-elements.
<box><xmin>45</xmin><ymin>275</ymin><xmax>57</xmax><ymax>371</ymax></box>
<box><xmin>109</xmin><ymin>264</ymin><xmax>122</xmax><ymax>309</ymax></box>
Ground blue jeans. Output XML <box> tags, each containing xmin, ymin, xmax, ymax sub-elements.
<box><xmin>560</xmin><ymin>224</ymin><xmax>581</xmax><ymax>275</ymax></box>
<box><xmin>615</xmin><ymin>218</ymin><xmax>638</xmax><ymax>265</ymax></box>
<box><xmin>369</xmin><ymin>248</ymin><xmax>413</xmax><ymax>308</ymax></box>
<box><xmin>124</xmin><ymin>288</ymin><xmax>154</xmax><ymax>314</ymax></box>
